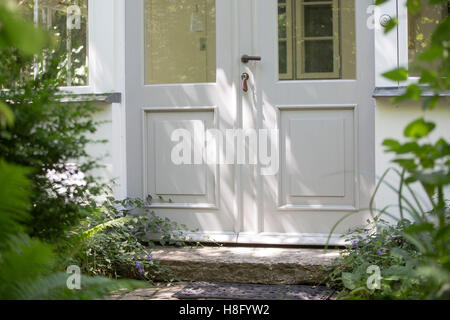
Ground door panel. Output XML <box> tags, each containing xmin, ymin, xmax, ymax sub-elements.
<box><xmin>278</xmin><ymin>107</ymin><xmax>356</xmax><ymax>210</ymax></box>
<box><xmin>145</xmin><ymin>110</ymin><xmax>218</xmax><ymax>208</ymax></box>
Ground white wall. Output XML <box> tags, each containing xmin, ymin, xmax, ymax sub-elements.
<box><xmin>84</xmin><ymin>103</ymin><xmax>114</xmax><ymax>187</ymax></box>
<box><xmin>375</xmin><ymin>97</ymin><xmax>450</xmax><ymax>222</ymax></box>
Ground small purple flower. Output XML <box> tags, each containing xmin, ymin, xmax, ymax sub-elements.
<box><xmin>352</xmin><ymin>240</ymin><xmax>357</xmax><ymax>249</ymax></box>
<box><xmin>376</xmin><ymin>249</ymin><xmax>384</xmax><ymax>255</ymax></box>
<box><xmin>376</xmin><ymin>234</ymin><xmax>381</xmax><ymax>239</ymax></box>
<box><xmin>145</xmin><ymin>203</ymin><xmax>150</xmax><ymax>212</ymax></box>
<box><xmin>125</xmin><ymin>199</ymin><xmax>130</xmax><ymax>207</ymax></box>
<box><xmin>147</xmin><ymin>254</ymin><xmax>153</xmax><ymax>261</ymax></box>
<box><xmin>364</xmin><ymin>229</ymin><xmax>370</xmax><ymax>233</ymax></box>
<box><xmin>136</xmin><ymin>262</ymin><xmax>143</xmax><ymax>274</ymax></box>
<box><xmin>387</xmin><ymin>235</ymin><xmax>392</xmax><ymax>241</ymax></box>
<box><xmin>156</xmin><ymin>225</ymin><xmax>161</xmax><ymax>232</ymax></box>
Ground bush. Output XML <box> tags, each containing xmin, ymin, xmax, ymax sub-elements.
<box><xmin>68</xmin><ymin>196</ymin><xmax>195</xmax><ymax>282</ymax></box>
<box><xmin>0</xmin><ymin>48</ymin><xmax>106</xmax><ymax>242</ymax></box>
<box><xmin>0</xmin><ymin>159</ymin><xmax>145</xmax><ymax>300</ymax></box>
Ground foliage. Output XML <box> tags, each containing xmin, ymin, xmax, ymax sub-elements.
<box><xmin>67</xmin><ymin>196</ymin><xmax>196</xmax><ymax>282</ymax></box>
<box><xmin>0</xmin><ymin>3</ymin><xmax>145</xmax><ymax>300</ymax></box>
<box><xmin>327</xmin><ymin>0</ymin><xmax>450</xmax><ymax>300</ymax></box>
<box><xmin>0</xmin><ymin>160</ymin><xmax>145</xmax><ymax>300</ymax></box>
<box><xmin>326</xmin><ymin>219</ymin><xmax>423</xmax><ymax>299</ymax></box>
<box><xmin>0</xmin><ymin>4</ymin><xmax>106</xmax><ymax>243</ymax></box>
<box><xmin>0</xmin><ymin>49</ymin><xmax>105</xmax><ymax>242</ymax></box>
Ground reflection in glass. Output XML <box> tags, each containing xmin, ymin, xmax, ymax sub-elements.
<box><xmin>145</xmin><ymin>0</ymin><xmax>216</xmax><ymax>84</ymax></box>
<box><xmin>278</xmin><ymin>0</ymin><xmax>356</xmax><ymax>80</ymax></box>
<box><xmin>408</xmin><ymin>1</ymin><xmax>448</xmax><ymax>77</ymax></box>
<box><xmin>15</xmin><ymin>0</ymin><xmax>89</xmax><ymax>86</ymax></box>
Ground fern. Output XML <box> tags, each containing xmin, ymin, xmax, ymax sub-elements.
<box><xmin>0</xmin><ymin>159</ymin><xmax>145</xmax><ymax>300</ymax></box>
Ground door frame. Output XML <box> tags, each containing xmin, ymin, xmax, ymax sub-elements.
<box><xmin>123</xmin><ymin>0</ymin><xmax>375</xmax><ymax>245</ymax></box>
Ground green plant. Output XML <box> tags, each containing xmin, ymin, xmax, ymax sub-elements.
<box><xmin>67</xmin><ymin>196</ymin><xmax>196</xmax><ymax>282</ymax></box>
<box><xmin>0</xmin><ymin>3</ymin><xmax>145</xmax><ymax>300</ymax></box>
<box><xmin>326</xmin><ymin>0</ymin><xmax>449</xmax><ymax>300</ymax></box>
<box><xmin>0</xmin><ymin>24</ymin><xmax>106</xmax><ymax>242</ymax></box>
<box><xmin>326</xmin><ymin>219</ymin><xmax>423</xmax><ymax>299</ymax></box>
<box><xmin>0</xmin><ymin>159</ymin><xmax>145</xmax><ymax>300</ymax></box>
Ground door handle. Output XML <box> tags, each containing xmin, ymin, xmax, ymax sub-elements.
<box><xmin>241</xmin><ymin>54</ymin><xmax>262</xmax><ymax>63</ymax></box>
<box><xmin>241</xmin><ymin>72</ymin><xmax>249</xmax><ymax>93</ymax></box>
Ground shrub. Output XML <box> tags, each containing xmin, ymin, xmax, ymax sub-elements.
<box><xmin>0</xmin><ymin>46</ymin><xmax>106</xmax><ymax>243</ymax></box>
<box><xmin>68</xmin><ymin>196</ymin><xmax>195</xmax><ymax>282</ymax></box>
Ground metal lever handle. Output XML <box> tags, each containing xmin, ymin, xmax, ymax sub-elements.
<box><xmin>241</xmin><ymin>73</ymin><xmax>249</xmax><ymax>93</ymax></box>
<box><xmin>241</xmin><ymin>54</ymin><xmax>262</xmax><ymax>63</ymax></box>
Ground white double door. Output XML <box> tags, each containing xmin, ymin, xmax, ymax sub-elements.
<box><xmin>125</xmin><ymin>0</ymin><xmax>375</xmax><ymax>245</ymax></box>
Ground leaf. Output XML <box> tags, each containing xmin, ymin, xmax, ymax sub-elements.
<box><xmin>404</xmin><ymin>222</ymin><xmax>435</xmax><ymax>234</ymax></box>
<box><xmin>383</xmin><ymin>17</ymin><xmax>398</xmax><ymax>34</ymax></box>
<box><xmin>0</xmin><ymin>4</ymin><xmax>52</xmax><ymax>56</ymax></box>
<box><xmin>418</xmin><ymin>45</ymin><xmax>443</xmax><ymax>61</ymax></box>
<box><xmin>422</xmin><ymin>95</ymin><xmax>440</xmax><ymax>110</ymax></box>
<box><xmin>383</xmin><ymin>68</ymin><xmax>408</xmax><ymax>82</ymax></box>
<box><xmin>406</xmin><ymin>0</ymin><xmax>421</xmax><ymax>15</ymax></box>
<box><xmin>342</xmin><ymin>272</ymin><xmax>360</xmax><ymax>290</ymax></box>
<box><xmin>0</xmin><ymin>101</ymin><xmax>14</xmax><ymax>127</ymax></box>
<box><xmin>392</xmin><ymin>158</ymin><xmax>417</xmax><ymax>170</ymax></box>
<box><xmin>0</xmin><ymin>160</ymin><xmax>32</xmax><ymax>245</ymax></box>
<box><xmin>404</xmin><ymin>118</ymin><xmax>435</xmax><ymax>139</ymax></box>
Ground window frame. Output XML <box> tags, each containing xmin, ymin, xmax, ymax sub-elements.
<box><xmin>295</xmin><ymin>0</ymin><xmax>340</xmax><ymax>80</ymax></box>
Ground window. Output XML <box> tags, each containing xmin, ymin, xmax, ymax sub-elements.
<box><xmin>15</xmin><ymin>0</ymin><xmax>89</xmax><ymax>87</ymax></box>
<box><xmin>377</xmin><ymin>0</ymin><xmax>449</xmax><ymax>86</ymax></box>
<box><xmin>278</xmin><ymin>0</ymin><xmax>356</xmax><ymax>80</ymax></box>
<box><xmin>408</xmin><ymin>0</ymin><xmax>448</xmax><ymax>77</ymax></box>
<box><xmin>144</xmin><ymin>0</ymin><xmax>216</xmax><ymax>85</ymax></box>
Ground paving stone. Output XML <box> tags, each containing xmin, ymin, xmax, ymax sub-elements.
<box><xmin>173</xmin><ymin>281</ymin><xmax>334</xmax><ymax>300</ymax></box>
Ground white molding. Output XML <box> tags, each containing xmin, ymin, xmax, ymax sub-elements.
<box><xmin>183</xmin><ymin>232</ymin><xmax>348</xmax><ymax>246</ymax></box>
<box><xmin>150</xmin><ymin>203</ymin><xmax>218</xmax><ymax>210</ymax></box>
<box><xmin>278</xmin><ymin>205</ymin><xmax>357</xmax><ymax>212</ymax></box>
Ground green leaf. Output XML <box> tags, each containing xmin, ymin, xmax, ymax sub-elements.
<box><xmin>383</xmin><ymin>17</ymin><xmax>398</xmax><ymax>34</ymax></box>
<box><xmin>422</xmin><ymin>95</ymin><xmax>440</xmax><ymax>110</ymax></box>
<box><xmin>418</xmin><ymin>45</ymin><xmax>443</xmax><ymax>61</ymax></box>
<box><xmin>0</xmin><ymin>101</ymin><xmax>14</xmax><ymax>128</ymax></box>
<box><xmin>404</xmin><ymin>118</ymin><xmax>435</xmax><ymax>139</ymax></box>
<box><xmin>392</xmin><ymin>158</ymin><xmax>417</xmax><ymax>170</ymax></box>
<box><xmin>0</xmin><ymin>160</ymin><xmax>32</xmax><ymax>245</ymax></box>
<box><xmin>0</xmin><ymin>4</ymin><xmax>52</xmax><ymax>56</ymax></box>
<box><xmin>342</xmin><ymin>272</ymin><xmax>360</xmax><ymax>290</ymax></box>
<box><xmin>383</xmin><ymin>68</ymin><xmax>408</xmax><ymax>82</ymax></box>
<box><xmin>406</xmin><ymin>0</ymin><xmax>421</xmax><ymax>15</ymax></box>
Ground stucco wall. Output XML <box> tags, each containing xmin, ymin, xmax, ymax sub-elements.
<box><xmin>375</xmin><ymin>97</ymin><xmax>450</xmax><ymax>222</ymax></box>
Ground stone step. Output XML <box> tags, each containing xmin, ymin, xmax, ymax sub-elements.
<box><xmin>152</xmin><ymin>246</ymin><xmax>340</xmax><ymax>285</ymax></box>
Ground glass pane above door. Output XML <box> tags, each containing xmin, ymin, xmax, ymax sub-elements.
<box><xmin>145</xmin><ymin>0</ymin><xmax>216</xmax><ymax>84</ymax></box>
<box><xmin>278</xmin><ymin>0</ymin><xmax>356</xmax><ymax>80</ymax></box>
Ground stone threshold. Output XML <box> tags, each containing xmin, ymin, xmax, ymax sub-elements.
<box><xmin>151</xmin><ymin>245</ymin><xmax>340</xmax><ymax>285</ymax></box>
